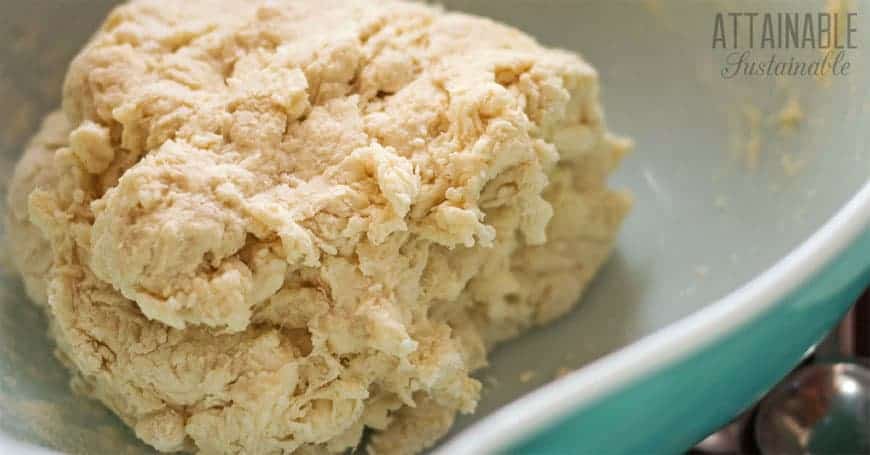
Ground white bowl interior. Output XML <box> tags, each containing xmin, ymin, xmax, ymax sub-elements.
<box><xmin>0</xmin><ymin>1</ymin><xmax>867</xmax><ymax>453</ymax></box>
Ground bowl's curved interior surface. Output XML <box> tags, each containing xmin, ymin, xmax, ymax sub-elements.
<box><xmin>0</xmin><ymin>1</ymin><xmax>867</xmax><ymax>453</ymax></box>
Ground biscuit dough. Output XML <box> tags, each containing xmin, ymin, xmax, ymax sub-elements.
<box><xmin>6</xmin><ymin>0</ymin><xmax>631</xmax><ymax>453</ymax></box>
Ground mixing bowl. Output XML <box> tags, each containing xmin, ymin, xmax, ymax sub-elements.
<box><xmin>0</xmin><ymin>1</ymin><xmax>868</xmax><ymax>453</ymax></box>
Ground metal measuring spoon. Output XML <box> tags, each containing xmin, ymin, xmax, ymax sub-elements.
<box><xmin>754</xmin><ymin>361</ymin><xmax>870</xmax><ymax>455</ymax></box>
<box><xmin>754</xmin><ymin>292</ymin><xmax>870</xmax><ymax>455</ymax></box>
<box><xmin>690</xmin><ymin>342</ymin><xmax>825</xmax><ymax>454</ymax></box>
<box><xmin>693</xmin><ymin>291</ymin><xmax>870</xmax><ymax>454</ymax></box>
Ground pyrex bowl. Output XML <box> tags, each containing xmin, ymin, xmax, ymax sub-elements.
<box><xmin>1</xmin><ymin>1</ymin><xmax>868</xmax><ymax>454</ymax></box>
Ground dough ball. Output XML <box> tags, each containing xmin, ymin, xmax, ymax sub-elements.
<box><xmin>6</xmin><ymin>0</ymin><xmax>631</xmax><ymax>453</ymax></box>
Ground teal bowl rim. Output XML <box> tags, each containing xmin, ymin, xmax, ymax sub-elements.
<box><xmin>439</xmin><ymin>181</ymin><xmax>870</xmax><ymax>454</ymax></box>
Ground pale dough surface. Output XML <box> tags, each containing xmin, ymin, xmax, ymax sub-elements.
<box><xmin>6</xmin><ymin>0</ymin><xmax>631</xmax><ymax>453</ymax></box>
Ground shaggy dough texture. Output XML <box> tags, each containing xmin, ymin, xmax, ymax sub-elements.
<box><xmin>6</xmin><ymin>0</ymin><xmax>631</xmax><ymax>453</ymax></box>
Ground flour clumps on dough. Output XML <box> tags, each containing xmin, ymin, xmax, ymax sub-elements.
<box><xmin>6</xmin><ymin>0</ymin><xmax>631</xmax><ymax>453</ymax></box>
